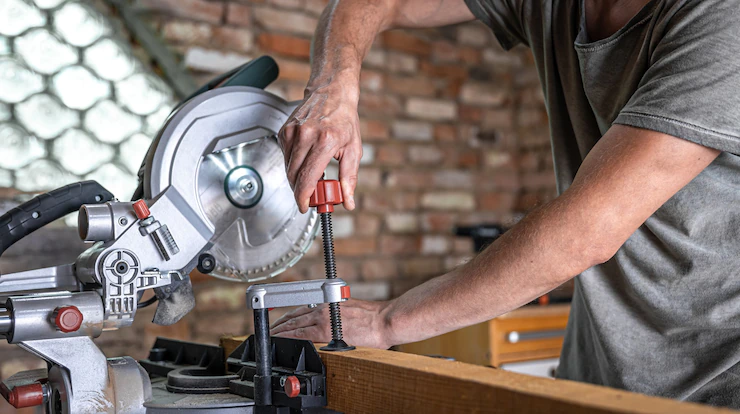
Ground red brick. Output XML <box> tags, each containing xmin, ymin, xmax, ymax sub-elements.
<box><xmin>400</xmin><ymin>257</ymin><xmax>443</xmax><ymax>277</ymax></box>
<box><xmin>162</xmin><ymin>20</ymin><xmax>212</xmax><ymax>45</ymax></box>
<box><xmin>306</xmin><ymin>259</ymin><xmax>359</xmax><ymax>281</ymax></box>
<box><xmin>385</xmin><ymin>171</ymin><xmax>433</xmax><ymax>189</ymax></box>
<box><xmin>521</xmin><ymin>171</ymin><xmax>556</xmax><ymax>190</ymax></box>
<box><xmin>458</xmin><ymin>105</ymin><xmax>483</xmax><ymax>123</ymax></box>
<box><xmin>362</xmin><ymin>193</ymin><xmax>419</xmax><ymax>212</ymax></box>
<box><xmin>476</xmin><ymin>171</ymin><xmax>520</xmax><ymax>191</ymax></box>
<box><xmin>380</xmin><ymin>235</ymin><xmax>420</xmax><ymax>255</ymax></box>
<box><xmin>253</xmin><ymin>8</ymin><xmax>318</xmax><ymax>36</ymax></box>
<box><xmin>434</xmin><ymin>124</ymin><xmax>457</xmax><ymax>141</ymax></box>
<box><xmin>445</xmin><ymin>149</ymin><xmax>480</xmax><ymax>168</ymax></box>
<box><xmin>361</xmin><ymin>260</ymin><xmax>398</xmax><ymax>281</ymax></box>
<box><xmin>257</xmin><ymin>33</ymin><xmax>311</xmax><ymax>58</ymax></box>
<box><xmin>421</xmin><ymin>192</ymin><xmax>476</xmax><ymax>211</ymax></box>
<box><xmin>407</xmin><ymin>145</ymin><xmax>443</xmax><ymax>164</ymax></box>
<box><xmin>357</xmin><ymin>167</ymin><xmax>382</xmax><ymax>190</ymax></box>
<box><xmin>517</xmin><ymin>152</ymin><xmax>539</xmax><ymax>171</ymax></box>
<box><xmin>420</xmin><ymin>61</ymin><xmax>468</xmax><ymax>80</ymax></box>
<box><xmin>460</xmin><ymin>82</ymin><xmax>508</xmax><ymax>106</ymax></box>
<box><xmin>139</xmin><ymin>0</ymin><xmax>223</xmax><ymax>24</ymax></box>
<box><xmin>386</xmin><ymin>52</ymin><xmax>418</xmax><ymax>73</ymax></box>
<box><xmin>385</xmin><ymin>75</ymin><xmax>436</xmax><ymax>97</ymax></box>
<box><xmin>274</xmin><ymin>57</ymin><xmax>311</xmax><ymax>82</ymax></box>
<box><xmin>303</xmin><ymin>0</ymin><xmax>329</xmax><ymax>15</ymax></box>
<box><xmin>459</xmin><ymin>47</ymin><xmax>482</xmax><ymax>65</ymax></box>
<box><xmin>453</xmin><ymin>237</ymin><xmax>474</xmax><ymax>254</ymax></box>
<box><xmin>421</xmin><ymin>213</ymin><xmax>456</xmax><ymax>232</ymax></box>
<box><xmin>360</xmin><ymin>119</ymin><xmax>389</xmax><ymax>141</ymax></box>
<box><xmin>333</xmin><ymin>237</ymin><xmax>377</xmax><ymax>256</ymax></box>
<box><xmin>360</xmin><ymin>70</ymin><xmax>384</xmax><ymax>92</ymax></box>
<box><xmin>355</xmin><ymin>213</ymin><xmax>381</xmax><ymax>236</ymax></box>
<box><xmin>420</xmin><ymin>235</ymin><xmax>449</xmax><ymax>255</ymax></box>
<box><xmin>433</xmin><ymin>170</ymin><xmax>473</xmax><ymax>189</ymax></box>
<box><xmin>376</xmin><ymin>144</ymin><xmax>406</xmax><ymax>166</ymax></box>
<box><xmin>227</xmin><ymin>3</ymin><xmax>252</xmax><ymax>26</ymax></box>
<box><xmin>516</xmin><ymin>192</ymin><xmax>540</xmax><ymax>211</ymax></box>
<box><xmin>385</xmin><ymin>213</ymin><xmax>418</xmax><ymax>233</ymax></box>
<box><xmin>358</xmin><ymin>93</ymin><xmax>402</xmax><ymax>117</ymax></box>
<box><xmin>431</xmin><ymin>41</ymin><xmax>458</xmax><ymax>62</ymax></box>
<box><xmin>212</xmin><ymin>26</ymin><xmax>254</xmax><ymax>52</ymax></box>
<box><xmin>482</xmin><ymin>109</ymin><xmax>515</xmax><ymax>130</ymax></box>
<box><xmin>268</xmin><ymin>0</ymin><xmax>303</xmax><ymax>9</ymax></box>
<box><xmin>478</xmin><ymin>192</ymin><xmax>515</xmax><ymax>211</ymax></box>
<box><xmin>381</xmin><ymin>31</ymin><xmax>432</xmax><ymax>57</ymax></box>
<box><xmin>406</xmin><ymin>98</ymin><xmax>456</xmax><ymax>121</ymax></box>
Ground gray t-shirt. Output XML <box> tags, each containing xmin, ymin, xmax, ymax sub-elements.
<box><xmin>464</xmin><ymin>0</ymin><xmax>740</xmax><ymax>408</ymax></box>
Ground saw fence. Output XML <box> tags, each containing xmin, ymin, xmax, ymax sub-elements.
<box><xmin>222</xmin><ymin>336</ymin><xmax>732</xmax><ymax>414</ymax></box>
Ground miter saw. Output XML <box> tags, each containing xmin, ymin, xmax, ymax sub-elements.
<box><xmin>0</xmin><ymin>57</ymin><xmax>352</xmax><ymax>413</ymax></box>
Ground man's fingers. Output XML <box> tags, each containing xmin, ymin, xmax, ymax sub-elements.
<box><xmin>270</xmin><ymin>309</ymin><xmax>325</xmax><ymax>335</ymax></box>
<box><xmin>285</xmin><ymin>128</ymin><xmax>317</xmax><ymax>193</ymax></box>
<box><xmin>273</xmin><ymin>326</ymin><xmax>331</xmax><ymax>343</ymax></box>
<box><xmin>278</xmin><ymin>124</ymin><xmax>297</xmax><ymax>168</ymax></box>
<box><xmin>270</xmin><ymin>305</ymin><xmax>321</xmax><ymax>329</ymax></box>
<box><xmin>293</xmin><ymin>132</ymin><xmax>339</xmax><ymax>213</ymax></box>
<box><xmin>338</xmin><ymin>143</ymin><xmax>361</xmax><ymax>211</ymax></box>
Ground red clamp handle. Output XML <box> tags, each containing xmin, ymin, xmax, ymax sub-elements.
<box><xmin>308</xmin><ymin>180</ymin><xmax>343</xmax><ymax>214</ymax></box>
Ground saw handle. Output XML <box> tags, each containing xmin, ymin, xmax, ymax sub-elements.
<box><xmin>0</xmin><ymin>181</ymin><xmax>114</xmax><ymax>258</ymax></box>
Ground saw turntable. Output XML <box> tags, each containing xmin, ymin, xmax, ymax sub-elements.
<box><xmin>0</xmin><ymin>57</ymin><xmax>353</xmax><ymax>414</ymax></box>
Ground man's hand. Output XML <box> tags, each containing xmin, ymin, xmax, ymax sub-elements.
<box><xmin>279</xmin><ymin>78</ymin><xmax>362</xmax><ymax>213</ymax></box>
<box><xmin>270</xmin><ymin>299</ymin><xmax>392</xmax><ymax>348</ymax></box>
<box><xmin>277</xmin><ymin>0</ymin><xmax>474</xmax><ymax>212</ymax></box>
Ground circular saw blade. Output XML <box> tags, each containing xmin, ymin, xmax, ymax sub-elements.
<box><xmin>197</xmin><ymin>135</ymin><xmax>317</xmax><ymax>282</ymax></box>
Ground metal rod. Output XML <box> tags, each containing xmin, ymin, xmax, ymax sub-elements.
<box><xmin>0</xmin><ymin>307</ymin><xmax>12</xmax><ymax>336</ymax></box>
<box><xmin>253</xmin><ymin>308</ymin><xmax>272</xmax><ymax>406</ymax></box>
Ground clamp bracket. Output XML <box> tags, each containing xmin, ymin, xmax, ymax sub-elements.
<box><xmin>246</xmin><ymin>279</ymin><xmax>350</xmax><ymax>310</ymax></box>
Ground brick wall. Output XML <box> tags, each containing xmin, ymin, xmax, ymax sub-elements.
<box><xmin>0</xmin><ymin>1</ymin><xmax>556</xmax><ymax>411</ymax></box>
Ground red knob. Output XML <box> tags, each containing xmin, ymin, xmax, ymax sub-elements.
<box><xmin>133</xmin><ymin>199</ymin><xmax>151</xmax><ymax>220</ymax></box>
<box><xmin>8</xmin><ymin>383</ymin><xmax>44</xmax><ymax>408</ymax></box>
<box><xmin>283</xmin><ymin>376</ymin><xmax>301</xmax><ymax>398</ymax></box>
<box><xmin>308</xmin><ymin>180</ymin><xmax>343</xmax><ymax>213</ymax></box>
<box><xmin>54</xmin><ymin>306</ymin><xmax>83</xmax><ymax>333</ymax></box>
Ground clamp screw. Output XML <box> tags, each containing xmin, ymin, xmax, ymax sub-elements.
<box><xmin>54</xmin><ymin>306</ymin><xmax>83</xmax><ymax>333</ymax></box>
<box><xmin>309</xmin><ymin>179</ymin><xmax>355</xmax><ymax>352</ymax></box>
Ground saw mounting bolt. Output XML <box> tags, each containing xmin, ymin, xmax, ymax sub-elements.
<box><xmin>308</xmin><ymin>178</ymin><xmax>355</xmax><ymax>352</ymax></box>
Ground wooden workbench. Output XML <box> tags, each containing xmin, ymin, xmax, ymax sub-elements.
<box><xmin>222</xmin><ymin>335</ymin><xmax>732</xmax><ymax>414</ymax></box>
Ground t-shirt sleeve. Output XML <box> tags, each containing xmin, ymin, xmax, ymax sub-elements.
<box><xmin>614</xmin><ymin>1</ymin><xmax>740</xmax><ymax>155</ymax></box>
<box><xmin>464</xmin><ymin>0</ymin><xmax>529</xmax><ymax>50</ymax></box>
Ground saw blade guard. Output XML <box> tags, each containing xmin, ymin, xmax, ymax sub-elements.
<box><xmin>144</xmin><ymin>86</ymin><xmax>318</xmax><ymax>282</ymax></box>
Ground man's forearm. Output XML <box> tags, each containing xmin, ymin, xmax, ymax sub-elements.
<box><xmin>379</xmin><ymin>125</ymin><xmax>720</xmax><ymax>347</ymax></box>
<box><xmin>380</xmin><ymin>189</ymin><xmax>602</xmax><ymax>346</ymax></box>
<box><xmin>307</xmin><ymin>0</ymin><xmax>394</xmax><ymax>95</ymax></box>
<box><xmin>307</xmin><ymin>0</ymin><xmax>475</xmax><ymax>93</ymax></box>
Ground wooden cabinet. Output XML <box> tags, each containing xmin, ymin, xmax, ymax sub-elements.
<box><xmin>396</xmin><ymin>304</ymin><xmax>570</xmax><ymax>367</ymax></box>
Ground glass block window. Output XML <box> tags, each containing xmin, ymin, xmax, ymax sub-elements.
<box><xmin>0</xmin><ymin>0</ymin><xmax>176</xmax><ymax>200</ymax></box>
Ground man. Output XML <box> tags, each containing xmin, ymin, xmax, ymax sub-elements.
<box><xmin>271</xmin><ymin>0</ymin><xmax>740</xmax><ymax>407</ymax></box>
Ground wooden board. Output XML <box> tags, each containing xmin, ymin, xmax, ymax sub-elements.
<box><xmin>222</xmin><ymin>336</ymin><xmax>731</xmax><ymax>414</ymax></box>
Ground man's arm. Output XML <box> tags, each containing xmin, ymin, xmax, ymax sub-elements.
<box><xmin>271</xmin><ymin>126</ymin><xmax>720</xmax><ymax>348</ymax></box>
<box><xmin>279</xmin><ymin>0</ymin><xmax>475</xmax><ymax>213</ymax></box>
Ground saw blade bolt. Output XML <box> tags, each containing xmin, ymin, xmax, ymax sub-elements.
<box><xmin>309</xmin><ymin>179</ymin><xmax>355</xmax><ymax>352</ymax></box>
